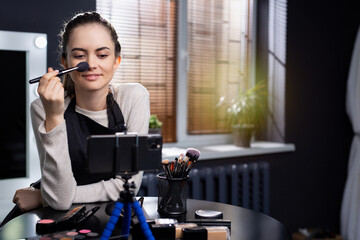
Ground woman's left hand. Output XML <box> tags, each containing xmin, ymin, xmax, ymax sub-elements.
<box><xmin>12</xmin><ymin>187</ymin><xmax>43</xmax><ymax>212</ymax></box>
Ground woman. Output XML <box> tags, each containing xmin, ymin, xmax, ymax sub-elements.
<box><xmin>12</xmin><ymin>12</ymin><xmax>149</xmax><ymax>212</ymax></box>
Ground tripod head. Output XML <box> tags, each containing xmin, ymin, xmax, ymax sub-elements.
<box><xmin>105</xmin><ymin>173</ymin><xmax>138</xmax><ymax>217</ymax></box>
<box><xmin>119</xmin><ymin>173</ymin><xmax>137</xmax><ymax>203</ymax></box>
<box><xmin>102</xmin><ymin>172</ymin><xmax>155</xmax><ymax>240</ymax></box>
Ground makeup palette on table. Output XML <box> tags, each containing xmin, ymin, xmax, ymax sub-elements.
<box><xmin>31</xmin><ymin>205</ymin><xmax>101</xmax><ymax>240</ymax></box>
<box><xmin>23</xmin><ymin>228</ymin><xmax>100</xmax><ymax>240</ymax></box>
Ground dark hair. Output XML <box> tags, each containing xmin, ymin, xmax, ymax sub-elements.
<box><xmin>59</xmin><ymin>11</ymin><xmax>121</xmax><ymax>97</ymax></box>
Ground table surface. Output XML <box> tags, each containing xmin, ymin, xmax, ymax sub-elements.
<box><xmin>0</xmin><ymin>197</ymin><xmax>291</xmax><ymax>240</ymax></box>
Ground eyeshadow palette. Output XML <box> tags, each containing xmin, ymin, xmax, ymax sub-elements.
<box><xmin>23</xmin><ymin>228</ymin><xmax>100</xmax><ymax>240</ymax></box>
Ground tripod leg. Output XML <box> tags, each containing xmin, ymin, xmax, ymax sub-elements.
<box><xmin>121</xmin><ymin>201</ymin><xmax>132</xmax><ymax>237</ymax></box>
<box><xmin>132</xmin><ymin>200</ymin><xmax>155</xmax><ymax>240</ymax></box>
<box><xmin>101</xmin><ymin>201</ymin><xmax>124</xmax><ymax>240</ymax></box>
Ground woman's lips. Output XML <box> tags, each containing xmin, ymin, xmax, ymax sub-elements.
<box><xmin>82</xmin><ymin>73</ymin><xmax>102</xmax><ymax>81</ymax></box>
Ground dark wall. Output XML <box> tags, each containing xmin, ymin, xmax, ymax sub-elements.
<box><xmin>283</xmin><ymin>0</ymin><xmax>356</xmax><ymax>233</ymax></box>
<box><xmin>255</xmin><ymin>0</ymin><xmax>358</xmax><ymax>234</ymax></box>
<box><xmin>0</xmin><ymin>0</ymin><xmax>96</xmax><ymax>68</ymax></box>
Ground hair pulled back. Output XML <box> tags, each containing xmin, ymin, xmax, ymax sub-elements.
<box><xmin>59</xmin><ymin>11</ymin><xmax>121</xmax><ymax>97</ymax></box>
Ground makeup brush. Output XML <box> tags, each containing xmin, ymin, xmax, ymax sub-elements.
<box><xmin>162</xmin><ymin>159</ymin><xmax>172</xmax><ymax>180</ymax></box>
<box><xmin>180</xmin><ymin>156</ymin><xmax>189</xmax><ymax>176</ymax></box>
<box><xmin>181</xmin><ymin>148</ymin><xmax>201</xmax><ymax>177</ymax></box>
<box><xmin>170</xmin><ymin>160</ymin><xmax>175</xmax><ymax>174</ymax></box>
<box><xmin>29</xmin><ymin>62</ymin><xmax>90</xmax><ymax>84</ymax></box>
<box><xmin>177</xmin><ymin>158</ymin><xmax>184</xmax><ymax>177</ymax></box>
<box><xmin>185</xmin><ymin>148</ymin><xmax>201</xmax><ymax>161</ymax></box>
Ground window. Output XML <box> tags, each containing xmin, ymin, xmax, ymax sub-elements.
<box><xmin>97</xmin><ymin>0</ymin><xmax>177</xmax><ymax>142</ymax></box>
<box><xmin>97</xmin><ymin>0</ymin><xmax>256</xmax><ymax>144</ymax></box>
<box><xmin>187</xmin><ymin>0</ymin><xmax>254</xmax><ymax>135</ymax></box>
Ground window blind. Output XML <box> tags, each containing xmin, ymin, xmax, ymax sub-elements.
<box><xmin>97</xmin><ymin>0</ymin><xmax>177</xmax><ymax>142</ymax></box>
<box><xmin>187</xmin><ymin>0</ymin><xmax>253</xmax><ymax>134</ymax></box>
<box><xmin>268</xmin><ymin>0</ymin><xmax>287</xmax><ymax>142</ymax></box>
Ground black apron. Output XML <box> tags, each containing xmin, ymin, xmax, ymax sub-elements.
<box><xmin>64</xmin><ymin>92</ymin><xmax>126</xmax><ymax>185</ymax></box>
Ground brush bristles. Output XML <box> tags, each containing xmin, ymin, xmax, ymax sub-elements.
<box><xmin>162</xmin><ymin>148</ymin><xmax>200</xmax><ymax>179</ymax></box>
<box><xmin>185</xmin><ymin>148</ymin><xmax>200</xmax><ymax>160</ymax></box>
<box><xmin>77</xmin><ymin>62</ymin><xmax>89</xmax><ymax>72</ymax></box>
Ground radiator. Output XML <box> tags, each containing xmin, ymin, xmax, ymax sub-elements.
<box><xmin>139</xmin><ymin>162</ymin><xmax>270</xmax><ymax>214</ymax></box>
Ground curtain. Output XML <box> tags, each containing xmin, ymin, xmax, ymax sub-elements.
<box><xmin>341</xmin><ymin>26</ymin><xmax>360</xmax><ymax>240</ymax></box>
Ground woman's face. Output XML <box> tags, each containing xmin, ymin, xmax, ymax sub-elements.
<box><xmin>63</xmin><ymin>23</ymin><xmax>120</xmax><ymax>94</ymax></box>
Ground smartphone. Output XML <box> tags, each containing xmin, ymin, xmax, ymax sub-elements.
<box><xmin>87</xmin><ymin>133</ymin><xmax>162</xmax><ymax>174</ymax></box>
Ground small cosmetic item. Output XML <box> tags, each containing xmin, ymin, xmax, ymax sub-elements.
<box><xmin>183</xmin><ymin>226</ymin><xmax>207</xmax><ymax>239</ymax></box>
<box><xmin>86</xmin><ymin>232</ymin><xmax>100</xmax><ymax>238</ymax></box>
<box><xmin>36</xmin><ymin>219</ymin><xmax>57</xmax><ymax>234</ymax></box>
<box><xmin>57</xmin><ymin>205</ymin><xmax>86</xmax><ymax>230</ymax></box>
<box><xmin>74</xmin><ymin>235</ymin><xmax>86</xmax><ymax>239</ymax></box>
<box><xmin>174</xmin><ymin>223</ymin><xmax>198</xmax><ymax>239</ymax></box>
<box><xmin>132</xmin><ymin>218</ymin><xmax>180</xmax><ymax>239</ymax></box>
<box><xmin>205</xmin><ymin>226</ymin><xmax>230</xmax><ymax>240</ymax></box>
<box><xmin>183</xmin><ymin>226</ymin><xmax>230</xmax><ymax>240</ymax></box>
<box><xmin>148</xmin><ymin>223</ymin><xmax>198</xmax><ymax>240</ymax></box>
<box><xmin>38</xmin><ymin>236</ymin><xmax>53</xmax><ymax>240</ymax></box>
<box><xmin>195</xmin><ymin>210</ymin><xmax>223</xmax><ymax>219</ymax></box>
<box><xmin>66</xmin><ymin>231</ymin><xmax>79</xmax><ymax>236</ymax></box>
<box><xmin>186</xmin><ymin>219</ymin><xmax>231</xmax><ymax>230</ymax></box>
<box><xmin>154</xmin><ymin>218</ymin><xmax>178</xmax><ymax>225</ymax></box>
<box><xmin>78</xmin><ymin>229</ymin><xmax>92</xmax><ymax>235</ymax></box>
<box><xmin>150</xmin><ymin>224</ymin><xmax>175</xmax><ymax>240</ymax></box>
<box><xmin>58</xmin><ymin>237</ymin><xmax>72</xmax><ymax>240</ymax></box>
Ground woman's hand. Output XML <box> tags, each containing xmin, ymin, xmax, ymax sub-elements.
<box><xmin>37</xmin><ymin>67</ymin><xmax>65</xmax><ymax>132</ymax></box>
<box><xmin>12</xmin><ymin>187</ymin><xmax>43</xmax><ymax>212</ymax></box>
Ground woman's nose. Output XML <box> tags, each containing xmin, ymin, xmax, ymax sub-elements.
<box><xmin>87</xmin><ymin>55</ymin><xmax>97</xmax><ymax>69</ymax></box>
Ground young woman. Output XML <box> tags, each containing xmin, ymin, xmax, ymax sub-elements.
<box><xmin>12</xmin><ymin>12</ymin><xmax>150</xmax><ymax>212</ymax></box>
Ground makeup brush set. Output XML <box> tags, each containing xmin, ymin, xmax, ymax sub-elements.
<box><xmin>158</xmin><ymin>148</ymin><xmax>201</xmax><ymax>215</ymax></box>
<box><xmin>161</xmin><ymin>148</ymin><xmax>201</xmax><ymax>180</ymax></box>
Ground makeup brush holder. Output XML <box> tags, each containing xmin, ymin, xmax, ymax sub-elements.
<box><xmin>157</xmin><ymin>173</ymin><xmax>188</xmax><ymax>215</ymax></box>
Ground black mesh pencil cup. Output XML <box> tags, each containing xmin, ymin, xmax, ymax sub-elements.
<box><xmin>157</xmin><ymin>173</ymin><xmax>188</xmax><ymax>215</ymax></box>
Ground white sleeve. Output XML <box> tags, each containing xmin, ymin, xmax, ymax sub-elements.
<box><xmin>31</xmin><ymin>100</ymin><xmax>76</xmax><ymax>210</ymax></box>
<box><xmin>120</xmin><ymin>84</ymin><xmax>150</xmax><ymax>134</ymax></box>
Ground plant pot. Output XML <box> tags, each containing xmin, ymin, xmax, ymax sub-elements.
<box><xmin>232</xmin><ymin>124</ymin><xmax>254</xmax><ymax>148</ymax></box>
<box><xmin>149</xmin><ymin>128</ymin><xmax>162</xmax><ymax>135</ymax></box>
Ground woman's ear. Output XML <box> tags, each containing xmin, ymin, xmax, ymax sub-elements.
<box><xmin>113</xmin><ymin>56</ymin><xmax>121</xmax><ymax>71</ymax></box>
<box><xmin>61</xmin><ymin>57</ymin><xmax>69</xmax><ymax>68</ymax></box>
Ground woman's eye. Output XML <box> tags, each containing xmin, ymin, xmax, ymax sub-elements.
<box><xmin>98</xmin><ymin>54</ymin><xmax>108</xmax><ymax>58</ymax></box>
<box><xmin>74</xmin><ymin>55</ymin><xmax>85</xmax><ymax>59</ymax></box>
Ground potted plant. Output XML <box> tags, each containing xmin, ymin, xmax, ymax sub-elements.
<box><xmin>217</xmin><ymin>81</ymin><xmax>267</xmax><ymax>147</ymax></box>
<box><xmin>149</xmin><ymin>114</ymin><xmax>163</xmax><ymax>134</ymax></box>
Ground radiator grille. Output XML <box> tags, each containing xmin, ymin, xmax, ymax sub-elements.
<box><xmin>139</xmin><ymin>162</ymin><xmax>270</xmax><ymax>214</ymax></box>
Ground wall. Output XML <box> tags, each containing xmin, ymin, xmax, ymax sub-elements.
<box><xmin>284</xmin><ymin>0</ymin><xmax>357</xmax><ymax>233</ymax></box>
<box><xmin>254</xmin><ymin>0</ymin><xmax>358</xmax><ymax>234</ymax></box>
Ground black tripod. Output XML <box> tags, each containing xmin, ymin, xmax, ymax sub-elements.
<box><xmin>100</xmin><ymin>174</ymin><xmax>155</xmax><ymax>240</ymax></box>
